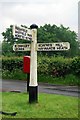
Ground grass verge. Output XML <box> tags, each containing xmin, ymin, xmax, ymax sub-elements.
<box><xmin>2</xmin><ymin>69</ymin><xmax>80</xmax><ymax>86</ymax></box>
<box><xmin>38</xmin><ymin>74</ymin><xmax>79</xmax><ymax>86</ymax></box>
<box><xmin>1</xmin><ymin>92</ymin><xmax>79</xmax><ymax>118</ymax></box>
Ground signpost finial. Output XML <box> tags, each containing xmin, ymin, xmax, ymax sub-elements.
<box><xmin>30</xmin><ymin>24</ymin><xmax>38</xmax><ymax>29</ymax></box>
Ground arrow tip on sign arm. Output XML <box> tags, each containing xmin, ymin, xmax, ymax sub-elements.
<box><xmin>13</xmin><ymin>44</ymin><xmax>16</xmax><ymax>51</ymax></box>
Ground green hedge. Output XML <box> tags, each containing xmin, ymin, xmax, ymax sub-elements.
<box><xmin>38</xmin><ymin>56</ymin><xmax>68</xmax><ymax>77</ymax></box>
<box><xmin>2</xmin><ymin>57</ymin><xmax>23</xmax><ymax>72</ymax></box>
<box><xmin>1</xmin><ymin>56</ymin><xmax>80</xmax><ymax>77</ymax></box>
<box><xmin>38</xmin><ymin>56</ymin><xmax>80</xmax><ymax>77</ymax></box>
<box><xmin>70</xmin><ymin>57</ymin><xmax>80</xmax><ymax>76</ymax></box>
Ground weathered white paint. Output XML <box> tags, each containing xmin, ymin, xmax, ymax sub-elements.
<box><xmin>29</xmin><ymin>29</ymin><xmax>38</xmax><ymax>86</ymax></box>
<box><xmin>13</xmin><ymin>42</ymin><xmax>70</xmax><ymax>51</ymax></box>
<box><xmin>13</xmin><ymin>43</ymin><xmax>31</xmax><ymax>51</ymax></box>
<box><xmin>37</xmin><ymin>42</ymin><xmax>70</xmax><ymax>51</ymax></box>
<box><xmin>12</xmin><ymin>25</ymin><xmax>32</xmax><ymax>40</ymax></box>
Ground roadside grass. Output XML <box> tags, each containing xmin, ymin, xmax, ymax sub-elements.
<box><xmin>2</xmin><ymin>69</ymin><xmax>26</xmax><ymax>80</ymax></box>
<box><xmin>38</xmin><ymin>74</ymin><xmax>79</xmax><ymax>86</ymax></box>
<box><xmin>0</xmin><ymin>92</ymin><xmax>2</xmax><ymax>120</ymax></box>
<box><xmin>1</xmin><ymin>92</ymin><xmax>78</xmax><ymax>118</ymax></box>
<box><xmin>2</xmin><ymin>69</ymin><xmax>79</xmax><ymax>86</ymax></box>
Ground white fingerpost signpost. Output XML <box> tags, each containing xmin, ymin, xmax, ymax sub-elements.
<box><xmin>13</xmin><ymin>24</ymin><xmax>70</xmax><ymax>104</ymax></box>
<box><xmin>29</xmin><ymin>24</ymin><xmax>38</xmax><ymax>103</ymax></box>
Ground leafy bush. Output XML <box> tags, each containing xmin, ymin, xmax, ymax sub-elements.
<box><xmin>2</xmin><ymin>57</ymin><xmax>23</xmax><ymax>71</ymax></box>
<box><xmin>38</xmin><ymin>56</ymin><xmax>72</xmax><ymax>77</ymax></box>
<box><xmin>2</xmin><ymin>69</ymin><xmax>26</xmax><ymax>80</ymax></box>
<box><xmin>70</xmin><ymin>57</ymin><xmax>80</xmax><ymax>76</ymax></box>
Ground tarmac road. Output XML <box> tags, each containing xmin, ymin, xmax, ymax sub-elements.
<box><xmin>0</xmin><ymin>79</ymin><xmax>79</xmax><ymax>97</ymax></box>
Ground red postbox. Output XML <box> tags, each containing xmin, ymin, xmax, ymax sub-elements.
<box><xmin>23</xmin><ymin>56</ymin><xmax>30</xmax><ymax>73</ymax></box>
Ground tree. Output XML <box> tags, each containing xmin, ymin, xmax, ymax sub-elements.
<box><xmin>2</xmin><ymin>42</ymin><xmax>14</xmax><ymax>56</ymax></box>
<box><xmin>2</xmin><ymin>25</ymin><xmax>14</xmax><ymax>43</ymax></box>
<box><xmin>38</xmin><ymin>24</ymin><xmax>79</xmax><ymax>57</ymax></box>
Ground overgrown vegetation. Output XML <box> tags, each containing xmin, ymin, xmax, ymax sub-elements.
<box><xmin>1</xmin><ymin>56</ymin><xmax>80</xmax><ymax>85</ymax></box>
<box><xmin>38</xmin><ymin>74</ymin><xmax>79</xmax><ymax>85</ymax></box>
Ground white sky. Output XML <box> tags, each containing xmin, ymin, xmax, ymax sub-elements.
<box><xmin>0</xmin><ymin>0</ymin><xmax>79</xmax><ymax>41</ymax></box>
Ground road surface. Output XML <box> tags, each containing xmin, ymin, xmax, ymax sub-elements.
<box><xmin>0</xmin><ymin>79</ymin><xmax>79</xmax><ymax>97</ymax></box>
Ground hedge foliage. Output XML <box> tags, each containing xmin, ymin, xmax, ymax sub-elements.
<box><xmin>2</xmin><ymin>57</ymin><xmax>23</xmax><ymax>72</ymax></box>
<box><xmin>1</xmin><ymin>56</ymin><xmax>80</xmax><ymax>77</ymax></box>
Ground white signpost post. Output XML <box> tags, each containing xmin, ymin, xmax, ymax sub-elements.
<box><xmin>13</xmin><ymin>24</ymin><xmax>70</xmax><ymax>103</ymax></box>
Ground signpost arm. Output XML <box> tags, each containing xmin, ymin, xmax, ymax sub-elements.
<box><xmin>29</xmin><ymin>24</ymin><xmax>38</xmax><ymax>103</ymax></box>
